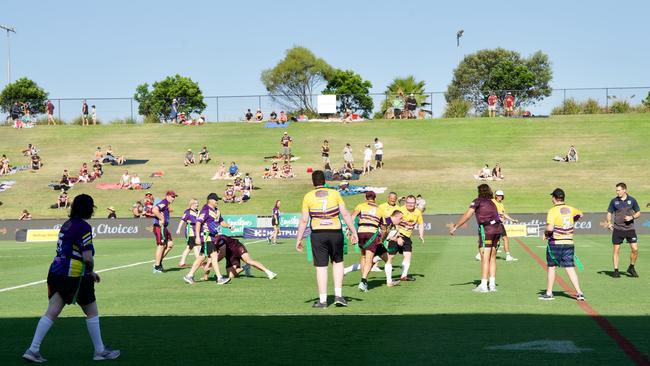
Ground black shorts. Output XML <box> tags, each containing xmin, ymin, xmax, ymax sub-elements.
<box><xmin>202</xmin><ymin>240</ymin><xmax>219</xmax><ymax>257</ymax></box>
<box><xmin>375</xmin><ymin>154</ymin><xmax>383</xmax><ymax>162</ymax></box>
<box><xmin>186</xmin><ymin>236</ymin><xmax>197</xmax><ymax>248</ymax></box>
<box><xmin>400</xmin><ymin>236</ymin><xmax>413</xmax><ymax>253</ymax></box>
<box><xmin>546</xmin><ymin>245</ymin><xmax>575</xmax><ymax>268</ymax></box>
<box><xmin>612</xmin><ymin>229</ymin><xmax>638</xmax><ymax>245</ymax></box>
<box><xmin>47</xmin><ymin>273</ymin><xmax>95</xmax><ymax>306</ymax></box>
<box><xmin>271</xmin><ymin>217</ymin><xmax>279</xmax><ymax>227</ymax></box>
<box><xmin>310</xmin><ymin>230</ymin><xmax>344</xmax><ymax>267</ymax></box>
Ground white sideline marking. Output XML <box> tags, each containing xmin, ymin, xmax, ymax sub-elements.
<box><xmin>486</xmin><ymin>340</ymin><xmax>591</xmax><ymax>354</ymax></box>
<box><xmin>0</xmin><ymin>238</ymin><xmax>270</xmax><ymax>293</ymax></box>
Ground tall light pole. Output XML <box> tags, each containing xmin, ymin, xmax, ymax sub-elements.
<box><xmin>456</xmin><ymin>29</ymin><xmax>464</xmax><ymax>66</ymax></box>
<box><xmin>0</xmin><ymin>24</ymin><xmax>16</xmax><ymax>84</ymax></box>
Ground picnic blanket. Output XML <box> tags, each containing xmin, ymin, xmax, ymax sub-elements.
<box><xmin>324</xmin><ymin>170</ymin><xmax>361</xmax><ymax>181</ymax></box>
<box><xmin>0</xmin><ymin>180</ymin><xmax>16</xmax><ymax>192</ymax></box>
<box><xmin>96</xmin><ymin>182</ymin><xmax>153</xmax><ymax>190</ymax></box>
<box><xmin>110</xmin><ymin>159</ymin><xmax>149</xmax><ymax>166</ymax></box>
<box><xmin>48</xmin><ymin>182</ymin><xmax>73</xmax><ymax>191</ymax></box>
<box><xmin>1</xmin><ymin>165</ymin><xmax>30</xmax><ymax>176</ymax></box>
<box><xmin>263</xmin><ymin>156</ymin><xmax>300</xmax><ymax>162</ymax></box>
<box><xmin>336</xmin><ymin>185</ymin><xmax>388</xmax><ymax>196</ymax></box>
<box><xmin>265</xmin><ymin>122</ymin><xmax>290</xmax><ymax>128</ymax></box>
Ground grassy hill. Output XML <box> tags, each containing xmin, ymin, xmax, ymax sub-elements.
<box><xmin>1</xmin><ymin>114</ymin><xmax>649</xmax><ymax>219</ymax></box>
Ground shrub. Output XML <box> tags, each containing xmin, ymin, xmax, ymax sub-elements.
<box><xmin>609</xmin><ymin>100</ymin><xmax>630</xmax><ymax>114</ymax></box>
<box><xmin>643</xmin><ymin>92</ymin><xmax>650</xmax><ymax>108</ymax></box>
<box><xmin>70</xmin><ymin>116</ymin><xmax>102</xmax><ymax>125</ymax></box>
<box><xmin>143</xmin><ymin>114</ymin><xmax>161</xmax><ymax>124</ymax></box>
<box><xmin>581</xmin><ymin>98</ymin><xmax>602</xmax><ymax>114</ymax></box>
<box><xmin>443</xmin><ymin>99</ymin><xmax>471</xmax><ymax>118</ymax></box>
<box><xmin>551</xmin><ymin>98</ymin><xmax>581</xmax><ymax>115</ymax></box>
<box><xmin>34</xmin><ymin>117</ymin><xmax>65</xmax><ymax>125</ymax></box>
<box><xmin>109</xmin><ymin>117</ymin><xmax>138</xmax><ymax>124</ymax></box>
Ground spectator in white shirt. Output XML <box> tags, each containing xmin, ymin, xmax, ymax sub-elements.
<box><xmin>363</xmin><ymin>144</ymin><xmax>373</xmax><ymax>174</ymax></box>
<box><xmin>374</xmin><ymin>138</ymin><xmax>384</xmax><ymax>169</ymax></box>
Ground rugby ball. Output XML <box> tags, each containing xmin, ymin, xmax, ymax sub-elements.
<box><xmin>386</xmin><ymin>229</ymin><xmax>399</xmax><ymax>241</ymax></box>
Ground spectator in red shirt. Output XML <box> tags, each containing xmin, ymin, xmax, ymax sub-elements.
<box><xmin>504</xmin><ymin>93</ymin><xmax>515</xmax><ymax>117</ymax></box>
<box><xmin>487</xmin><ymin>93</ymin><xmax>498</xmax><ymax>117</ymax></box>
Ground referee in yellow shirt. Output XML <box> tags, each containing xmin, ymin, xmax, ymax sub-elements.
<box><xmin>296</xmin><ymin>170</ymin><xmax>358</xmax><ymax>308</ymax></box>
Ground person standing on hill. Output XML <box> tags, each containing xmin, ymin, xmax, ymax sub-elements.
<box><xmin>504</xmin><ymin>93</ymin><xmax>515</xmax><ymax>117</ymax></box>
<box><xmin>81</xmin><ymin>100</ymin><xmax>89</xmax><ymax>126</ymax></box>
<box><xmin>47</xmin><ymin>100</ymin><xmax>56</xmax><ymax>125</ymax></box>
<box><xmin>487</xmin><ymin>92</ymin><xmax>498</xmax><ymax>117</ymax></box>
<box><xmin>606</xmin><ymin>182</ymin><xmax>641</xmax><ymax>278</ymax></box>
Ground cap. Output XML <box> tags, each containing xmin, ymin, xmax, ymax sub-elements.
<box><xmin>283</xmin><ymin>132</ymin><xmax>288</xmax><ymax>134</ymax></box>
<box><xmin>550</xmin><ymin>188</ymin><xmax>565</xmax><ymax>199</ymax></box>
<box><xmin>207</xmin><ymin>192</ymin><xmax>220</xmax><ymax>201</ymax></box>
<box><xmin>166</xmin><ymin>190</ymin><xmax>178</xmax><ymax>197</ymax></box>
<box><xmin>495</xmin><ymin>190</ymin><xmax>504</xmax><ymax>196</ymax></box>
<box><xmin>107</xmin><ymin>206</ymin><xmax>115</xmax><ymax>212</ymax></box>
<box><xmin>145</xmin><ymin>192</ymin><xmax>153</xmax><ymax>196</ymax></box>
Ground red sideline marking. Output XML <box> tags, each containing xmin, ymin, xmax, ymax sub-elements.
<box><xmin>515</xmin><ymin>238</ymin><xmax>649</xmax><ymax>366</ymax></box>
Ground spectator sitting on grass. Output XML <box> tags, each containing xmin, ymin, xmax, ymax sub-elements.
<box><xmin>244</xmin><ymin>172</ymin><xmax>253</xmax><ymax>190</ymax></box>
<box><xmin>263</xmin><ymin>162</ymin><xmax>279</xmax><ymax>179</ymax></box>
<box><xmin>105</xmin><ymin>145</ymin><xmax>125</xmax><ymax>165</ymax></box>
<box><xmin>565</xmin><ymin>145</ymin><xmax>578</xmax><ymax>162</ymax></box>
<box><xmin>19</xmin><ymin>209</ymin><xmax>32</xmax><ymax>220</ymax></box>
<box><xmin>223</xmin><ymin>185</ymin><xmax>236</xmax><ymax>203</ymax></box>
<box><xmin>184</xmin><ymin>149</ymin><xmax>196</xmax><ymax>166</ymax></box>
<box><xmin>22</xmin><ymin>144</ymin><xmax>38</xmax><ymax>156</ymax></box>
<box><xmin>280</xmin><ymin>160</ymin><xmax>295</xmax><ymax>179</ymax></box>
<box><xmin>279</xmin><ymin>111</ymin><xmax>288</xmax><ymax>124</ymax></box>
<box><xmin>211</xmin><ymin>162</ymin><xmax>227</xmax><ymax>180</ymax></box>
<box><xmin>245</xmin><ymin>109</ymin><xmax>253</xmax><ymax>121</ymax></box>
<box><xmin>228</xmin><ymin>161</ymin><xmax>240</xmax><ymax>178</ymax></box>
<box><xmin>57</xmin><ymin>190</ymin><xmax>70</xmax><ymax>209</ymax></box>
<box><xmin>107</xmin><ymin>207</ymin><xmax>117</xmax><ymax>219</ymax></box>
<box><xmin>130</xmin><ymin>173</ymin><xmax>142</xmax><ymax>189</ymax></box>
<box><xmin>477</xmin><ymin>164</ymin><xmax>492</xmax><ymax>180</ymax></box>
<box><xmin>492</xmin><ymin>163</ymin><xmax>504</xmax><ymax>180</ymax></box>
<box><xmin>31</xmin><ymin>155</ymin><xmax>43</xmax><ymax>171</ymax></box>
<box><xmin>77</xmin><ymin>163</ymin><xmax>91</xmax><ymax>183</ymax></box>
<box><xmin>132</xmin><ymin>201</ymin><xmax>144</xmax><ymax>217</ymax></box>
<box><xmin>255</xmin><ymin>109</ymin><xmax>263</xmax><ymax>122</ymax></box>
<box><xmin>1</xmin><ymin>155</ymin><xmax>11</xmax><ymax>175</ymax></box>
<box><xmin>119</xmin><ymin>170</ymin><xmax>130</xmax><ymax>188</ymax></box>
<box><xmin>269</xmin><ymin>111</ymin><xmax>278</xmax><ymax>123</ymax></box>
<box><xmin>199</xmin><ymin>146</ymin><xmax>210</xmax><ymax>164</ymax></box>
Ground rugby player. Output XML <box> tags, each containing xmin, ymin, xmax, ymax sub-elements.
<box><xmin>296</xmin><ymin>170</ymin><xmax>358</xmax><ymax>308</ymax></box>
<box><xmin>352</xmin><ymin>191</ymin><xmax>384</xmax><ymax>292</ymax></box>
<box><xmin>397</xmin><ymin>195</ymin><xmax>425</xmax><ymax>281</ymax></box>
<box><xmin>215</xmin><ymin>234</ymin><xmax>277</xmax><ymax>279</ymax></box>
<box><xmin>539</xmin><ymin>188</ymin><xmax>585</xmax><ymax>301</ymax></box>
<box><xmin>176</xmin><ymin>198</ymin><xmax>200</xmax><ymax>267</ymax></box>
<box><xmin>23</xmin><ymin>194</ymin><xmax>120</xmax><ymax>363</ymax></box>
<box><xmin>450</xmin><ymin>184</ymin><xmax>503</xmax><ymax>293</ymax></box>
<box><xmin>183</xmin><ymin>193</ymin><xmax>231</xmax><ymax>285</ymax></box>
<box><xmin>379</xmin><ymin>192</ymin><xmax>399</xmax><ymax>220</ymax></box>
<box><xmin>152</xmin><ymin>191</ymin><xmax>177</xmax><ymax>273</ymax></box>
<box><xmin>380</xmin><ymin>209</ymin><xmax>405</xmax><ymax>287</ymax></box>
<box><xmin>606</xmin><ymin>183</ymin><xmax>641</xmax><ymax>277</ymax></box>
<box><xmin>493</xmin><ymin>190</ymin><xmax>518</xmax><ymax>261</ymax></box>
<box><xmin>268</xmin><ymin>200</ymin><xmax>281</xmax><ymax>245</ymax></box>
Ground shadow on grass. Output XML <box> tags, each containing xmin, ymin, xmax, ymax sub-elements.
<box><xmin>597</xmin><ymin>270</ymin><xmax>632</xmax><ymax>278</ymax></box>
<box><xmin>1</xmin><ymin>314</ymin><xmax>648</xmax><ymax>365</ymax></box>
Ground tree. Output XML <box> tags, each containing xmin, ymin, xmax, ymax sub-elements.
<box><xmin>643</xmin><ymin>92</ymin><xmax>650</xmax><ymax>108</ymax></box>
<box><xmin>377</xmin><ymin>76</ymin><xmax>428</xmax><ymax>116</ymax></box>
<box><xmin>0</xmin><ymin>77</ymin><xmax>49</xmax><ymax>115</ymax></box>
<box><xmin>322</xmin><ymin>69</ymin><xmax>374</xmax><ymax>118</ymax></box>
<box><xmin>446</xmin><ymin>48</ymin><xmax>552</xmax><ymax>112</ymax></box>
<box><xmin>134</xmin><ymin>75</ymin><xmax>206</xmax><ymax>121</ymax></box>
<box><xmin>261</xmin><ymin>46</ymin><xmax>334</xmax><ymax>113</ymax></box>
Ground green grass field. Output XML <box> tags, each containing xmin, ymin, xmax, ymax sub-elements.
<box><xmin>1</xmin><ymin>235</ymin><xmax>648</xmax><ymax>365</ymax></box>
<box><xmin>1</xmin><ymin>114</ymin><xmax>649</xmax><ymax>219</ymax></box>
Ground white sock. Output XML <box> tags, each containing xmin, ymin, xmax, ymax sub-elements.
<box><xmin>334</xmin><ymin>288</ymin><xmax>342</xmax><ymax>297</ymax></box>
<box><xmin>319</xmin><ymin>293</ymin><xmax>327</xmax><ymax>303</ymax></box>
<box><xmin>489</xmin><ymin>277</ymin><xmax>496</xmax><ymax>288</ymax></box>
<box><xmin>264</xmin><ymin>269</ymin><xmax>273</xmax><ymax>276</ymax></box>
<box><xmin>480</xmin><ymin>279</ymin><xmax>488</xmax><ymax>288</ymax></box>
<box><xmin>506</xmin><ymin>252</ymin><xmax>511</xmax><ymax>256</ymax></box>
<box><xmin>344</xmin><ymin>263</ymin><xmax>360</xmax><ymax>274</ymax></box>
<box><xmin>85</xmin><ymin>316</ymin><xmax>105</xmax><ymax>353</ymax></box>
<box><xmin>401</xmin><ymin>262</ymin><xmax>410</xmax><ymax>278</ymax></box>
<box><xmin>29</xmin><ymin>315</ymin><xmax>54</xmax><ymax>353</ymax></box>
<box><xmin>385</xmin><ymin>264</ymin><xmax>393</xmax><ymax>283</ymax></box>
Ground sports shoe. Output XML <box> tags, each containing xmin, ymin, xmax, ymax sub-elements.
<box><xmin>370</xmin><ymin>264</ymin><xmax>382</xmax><ymax>272</ymax></box>
<box><xmin>576</xmin><ymin>293</ymin><xmax>585</xmax><ymax>301</ymax></box>
<box><xmin>93</xmin><ymin>347</ymin><xmax>121</xmax><ymax>361</ymax></box>
<box><xmin>505</xmin><ymin>255</ymin><xmax>518</xmax><ymax>262</ymax></box>
<box><xmin>475</xmin><ymin>253</ymin><xmax>481</xmax><ymax>261</ymax></box>
<box><xmin>183</xmin><ymin>275</ymin><xmax>195</xmax><ymax>284</ymax></box>
<box><xmin>489</xmin><ymin>286</ymin><xmax>498</xmax><ymax>292</ymax></box>
<box><xmin>312</xmin><ymin>301</ymin><xmax>327</xmax><ymax>309</ymax></box>
<box><xmin>22</xmin><ymin>349</ymin><xmax>47</xmax><ymax>363</ymax></box>
<box><xmin>216</xmin><ymin>276</ymin><xmax>231</xmax><ymax>285</ymax></box>
<box><xmin>334</xmin><ymin>296</ymin><xmax>348</xmax><ymax>307</ymax></box>
<box><xmin>400</xmin><ymin>275</ymin><xmax>416</xmax><ymax>282</ymax></box>
<box><xmin>386</xmin><ymin>280</ymin><xmax>401</xmax><ymax>287</ymax></box>
<box><xmin>358</xmin><ymin>281</ymin><xmax>368</xmax><ymax>292</ymax></box>
<box><xmin>538</xmin><ymin>293</ymin><xmax>555</xmax><ymax>300</ymax></box>
<box><xmin>627</xmin><ymin>266</ymin><xmax>639</xmax><ymax>278</ymax></box>
<box><xmin>267</xmin><ymin>237</ymin><xmax>271</xmax><ymax>244</ymax></box>
<box><xmin>267</xmin><ymin>272</ymin><xmax>278</xmax><ymax>280</ymax></box>
<box><xmin>612</xmin><ymin>270</ymin><xmax>621</xmax><ymax>278</ymax></box>
<box><xmin>242</xmin><ymin>264</ymin><xmax>251</xmax><ymax>277</ymax></box>
<box><xmin>153</xmin><ymin>266</ymin><xmax>163</xmax><ymax>274</ymax></box>
<box><xmin>473</xmin><ymin>286</ymin><xmax>489</xmax><ymax>293</ymax></box>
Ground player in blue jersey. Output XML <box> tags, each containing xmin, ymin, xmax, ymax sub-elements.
<box><xmin>23</xmin><ymin>194</ymin><xmax>120</xmax><ymax>363</ymax></box>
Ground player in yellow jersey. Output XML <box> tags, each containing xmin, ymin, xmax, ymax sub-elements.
<box><xmin>396</xmin><ymin>195</ymin><xmax>424</xmax><ymax>282</ymax></box>
<box><xmin>379</xmin><ymin>191</ymin><xmax>399</xmax><ymax>222</ymax></box>
<box><xmin>493</xmin><ymin>190</ymin><xmax>518</xmax><ymax>261</ymax></box>
<box><xmin>539</xmin><ymin>188</ymin><xmax>585</xmax><ymax>301</ymax></box>
<box><xmin>296</xmin><ymin>170</ymin><xmax>358</xmax><ymax>308</ymax></box>
<box><xmin>352</xmin><ymin>191</ymin><xmax>384</xmax><ymax>292</ymax></box>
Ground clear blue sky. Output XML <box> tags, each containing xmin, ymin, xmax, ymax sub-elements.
<box><xmin>1</xmin><ymin>0</ymin><xmax>649</xmax><ymax>119</ymax></box>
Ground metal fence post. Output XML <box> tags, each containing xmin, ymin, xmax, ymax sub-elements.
<box><xmin>605</xmin><ymin>88</ymin><xmax>609</xmax><ymax>112</ymax></box>
<box><xmin>563</xmin><ymin>89</ymin><xmax>566</xmax><ymax>114</ymax></box>
<box><xmin>57</xmin><ymin>99</ymin><xmax>61</xmax><ymax>122</ymax></box>
<box><xmin>430</xmin><ymin>92</ymin><xmax>433</xmax><ymax>119</ymax></box>
<box><xmin>216</xmin><ymin>96</ymin><xmax>219</xmax><ymax>122</ymax></box>
<box><xmin>258</xmin><ymin>95</ymin><xmax>262</xmax><ymax>112</ymax></box>
<box><xmin>130</xmin><ymin>98</ymin><xmax>134</xmax><ymax>122</ymax></box>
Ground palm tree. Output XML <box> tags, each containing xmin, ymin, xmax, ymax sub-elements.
<box><xmin>380</xmin><ymin>76</ymin><xmax>428</xmax><ymax>117</ymax></box>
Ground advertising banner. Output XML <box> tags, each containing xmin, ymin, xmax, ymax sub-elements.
<box><xmin>221</xmin><ymin>215</ymin><xmax>258</xmax><ymax>236</ymax></box>
<box><xmin>243</xmin><ymin>227</ymin><xmax>305</xmax><ymax>239</ymax></box>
